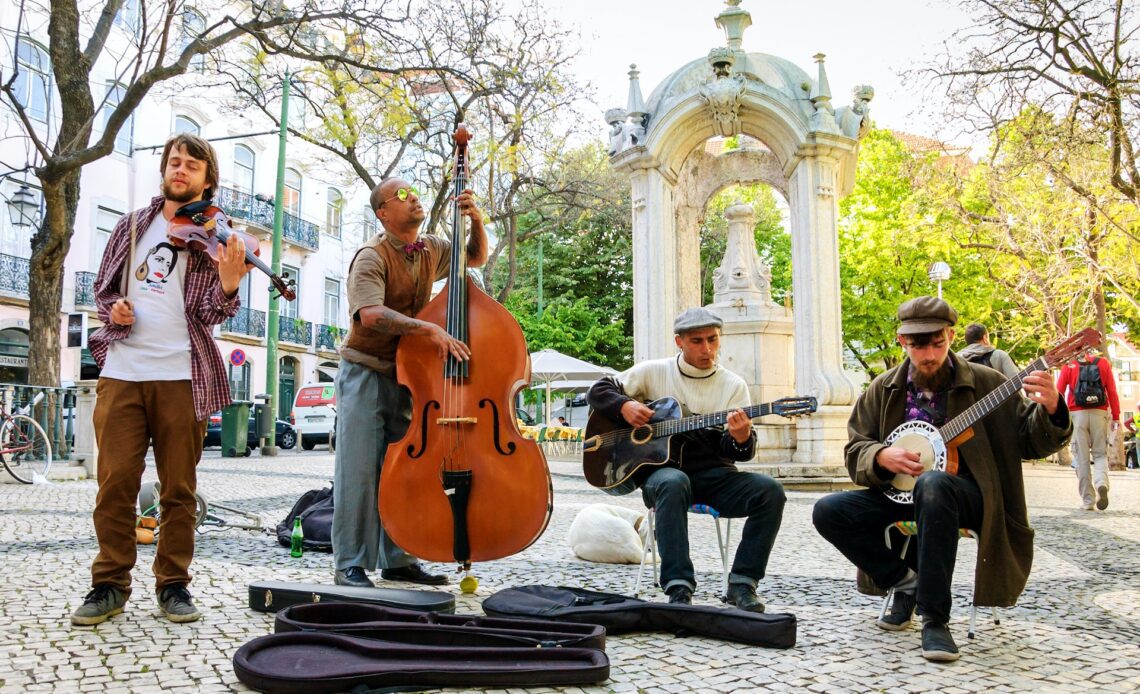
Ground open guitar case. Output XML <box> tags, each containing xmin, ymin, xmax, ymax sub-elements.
<box><xmin>483</xmin><ymin>585</ymin><xmax>797</xmax><ymax>649</ymax></box>
<box><xmin>233</xmin><ymin>601</ymin><xmax>610</xmax><ymax>693</ymax></box>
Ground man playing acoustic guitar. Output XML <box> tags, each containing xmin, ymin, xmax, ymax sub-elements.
<box><xmin>586</xmin><ymin>307</ymin><xmax>786</xmax><ymax>611</ymax></box>
<box><xmin>812</xmin><ymin>296</ymin><xmax>1072</xmax><ymax>661</ymax></box>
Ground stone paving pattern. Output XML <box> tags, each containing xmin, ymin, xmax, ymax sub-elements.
<box><xmin>2</xmin><ymin>450</ymin><xmax>1139</xmax><ymax>693</ymax></box>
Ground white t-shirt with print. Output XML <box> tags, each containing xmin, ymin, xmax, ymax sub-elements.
<box><xmin>101</xmin><ymin>213</ymin><xmax>192</xmax><ymax>381</ymax></box>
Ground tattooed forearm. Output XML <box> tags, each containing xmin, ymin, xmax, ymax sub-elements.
<box><xmin>367</xmin><ymin>306</ymin><xmax>423</xmax><ymax>335</ymax></box>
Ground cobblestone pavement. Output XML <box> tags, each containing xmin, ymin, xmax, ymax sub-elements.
<box><xmin>2</xmin><ymin>450</ymin><xmax>1139</xmax><ymax>693</ymax></box>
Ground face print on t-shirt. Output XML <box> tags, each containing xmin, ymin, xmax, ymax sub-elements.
<box><xmin>134</xmin><ymin>241</ymin><xmax>180</xmax><ymax>293</ymax></box>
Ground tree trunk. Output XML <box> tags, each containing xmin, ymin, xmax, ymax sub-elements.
<box><xmin>27</xmin><ymin>174</ymin><xmax>80</xmax><ymax>387</ymax></box>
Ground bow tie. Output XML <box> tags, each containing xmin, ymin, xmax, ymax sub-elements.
<box><xmin>403</xmin><ymin>240</ymin><xmax>426</xmax><ymax>255</ymax></box>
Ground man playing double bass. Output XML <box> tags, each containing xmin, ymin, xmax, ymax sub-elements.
<box><xmin>812</xmin><ymin>296</ymin><xmax>1071</xmax><ymax>661</ymax></box>
<box><xmin>332</xmin><ymin>178</ymin><xmax>487</xmax><ymax>588</ymax></box>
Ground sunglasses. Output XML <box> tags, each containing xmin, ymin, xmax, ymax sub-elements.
<box><xmin>377</xmin><ymin>186</ymin><xmax>418</xmax><ymax>208</ymax></box>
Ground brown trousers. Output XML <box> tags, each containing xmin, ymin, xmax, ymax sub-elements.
<box><xmin>91</xmin><ymin>378</ymin><xmax>206</xmax><ymax>598</ymax></box>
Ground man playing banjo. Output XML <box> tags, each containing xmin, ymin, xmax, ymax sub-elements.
<box><xmin>812</xmin><ymin>296</ymin><xmax>1072</xmax><ymax>661</ymax></box>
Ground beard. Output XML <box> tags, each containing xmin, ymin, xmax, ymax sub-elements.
<box><xmin>910</xmin><ymin>359</ymin><xmax>953</xmax><ymax>392</ymax></box>
<box><xmin>162</xmin><ymin>179</ymin><xmax>207</xmax><ymax>203</ymax></box>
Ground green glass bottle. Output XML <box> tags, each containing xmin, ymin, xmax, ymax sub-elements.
<box><xmin>290</xmin><ymin>517</ymin><xmax>304</xmax><ymax>558</ymax></box>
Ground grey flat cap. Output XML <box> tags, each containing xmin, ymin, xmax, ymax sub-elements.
<box><xmin>674</xmin><ymin>307</ymin><xmax>724</xmax><ymax>334</ymax></box>
<box><xmin>897</xmin><ymin>296</ymin><xmax>958</xmax><ymax>335</ymax></box>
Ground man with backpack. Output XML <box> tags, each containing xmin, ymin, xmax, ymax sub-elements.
<box><xmin>1056</xmin><ymin>348</ymin><xmax>1121</xmax><ymax>510</ymax></box>
<box><xmin>958</xmin><ymin>323</ymin><xmax>1019</xmax><ymax>379</ymax></box>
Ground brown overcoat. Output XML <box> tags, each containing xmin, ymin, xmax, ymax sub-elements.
<box><xmin>845</xmin><ymin>351</ymin><xmax>1072</xmax><ymax>607</ymax></box>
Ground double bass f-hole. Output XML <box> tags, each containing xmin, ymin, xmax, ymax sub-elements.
<box><xmin>407</xmin><ymin>401</ymin><xmax>440</xmax><ymax>459</ymax></box>
<box><xmin>479</xmin><ymin>399</ymin><xmax>516</xmax><ymax>456</ymax></box>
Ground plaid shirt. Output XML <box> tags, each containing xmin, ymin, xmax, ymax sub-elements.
<box><xmin>88</xmin><ymin>195</ymin><xmax>241</xmax><ymax>421</ymax></box>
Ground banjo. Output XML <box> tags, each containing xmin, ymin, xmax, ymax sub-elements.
<box><xmin>882</xmin><ymin>327</ymin><xmax>1100</xmax><ymax>504</ymax></box>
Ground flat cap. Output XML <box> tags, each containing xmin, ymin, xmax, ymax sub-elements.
<box><xmin>896</xmin><ymin>296</ymin><xmax>958</xmax><ymax>335</ymax></box>
<box><xmin>674</xmin><ymin>306</ymin><xmax>724</xmax><ymax>334</ymax></box>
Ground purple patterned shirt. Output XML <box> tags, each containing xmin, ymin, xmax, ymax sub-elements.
<box><xmin>904</xmin><ymin>363</ymin><xmax>953</xmax><ymax>427</ymax></box>
<box><xmin>88</xmin><ymin>196</ymin><xmax>241</xmax><ymax>421</ymax></box>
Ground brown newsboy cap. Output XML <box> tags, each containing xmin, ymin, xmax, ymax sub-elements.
<box><xmin>896</xmin><ymin>296</ymin><xmax>958</xmax><ymax>335</ymax></box>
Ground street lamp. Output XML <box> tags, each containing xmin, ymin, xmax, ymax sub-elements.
<box><xmin>6</xmin><ymin>184</ymin><xmax>40</xmax><ymax>228</ymax></box>
<box><xmin>928</xmin><ymin>261</ymin><xmax>951</xmax><ymax>299</ymax></box>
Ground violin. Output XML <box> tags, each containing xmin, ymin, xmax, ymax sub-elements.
<box><xmin>168</xmin><ymin>200</ymin><xmax>296</xmax><ymax>301</ymax></box>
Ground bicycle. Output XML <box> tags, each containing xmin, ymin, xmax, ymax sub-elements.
<box><xmin>0</xmin><ymin>392</ymin><xmax>53</xmax><ymax>484</ymax></box>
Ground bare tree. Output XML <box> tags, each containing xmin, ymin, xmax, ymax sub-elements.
<box><xmin>0</xmin><ymin>0</ymin><xmax>409</xmax><ymax>386</ymax></box>
<box><xmin>923</xmin><ymin>0</ymin><xmax>1138</xmax><ymax>204</ymax></box>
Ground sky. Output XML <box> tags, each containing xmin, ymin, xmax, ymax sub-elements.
<box><xmin>546</xmin><ymin>0</ymin><xmax>975</xmax><ymax>146</ymax></box>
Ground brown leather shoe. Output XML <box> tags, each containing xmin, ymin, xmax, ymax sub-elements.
<box><xmin>380</xmin><ymin>563</ymin><xmax>448</xmax><ymax>585</ymax></box>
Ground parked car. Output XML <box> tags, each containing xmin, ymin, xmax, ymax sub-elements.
<box><xmin>293</xmin><ymin>383</ymin><xmax>336</xmax><ymax>450</ymax></box>
<box><xmin>203</xmin><ymin>412</ymin><xmax>297</xmax><ymax>451</ymax></box>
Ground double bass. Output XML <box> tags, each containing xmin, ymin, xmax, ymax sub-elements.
<box><xmin>379</xmin><ymin>124</ymin><xmax>552</xmax><ymax>578</ymax></box>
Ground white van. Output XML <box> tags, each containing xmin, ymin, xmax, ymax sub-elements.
<box><xmin>292</xmin><ymin>382</ymin><xmax>336</xmax><ymax>450</ymax></box>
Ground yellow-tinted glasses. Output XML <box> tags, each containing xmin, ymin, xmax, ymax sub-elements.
<box><xmin>377</xmin><ymin>186</ymin><xmax>418</xmax><ymax>208</ymax></box>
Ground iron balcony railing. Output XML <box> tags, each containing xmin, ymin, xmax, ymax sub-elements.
<box><xmin>215</xmin><ymin>186</ymin><xmax>320</xmax><ymax>251</ymax></box>
<box><xmin>74</xmin><ymin>271</ymin><xmax>96</xmax><ymax>307</ymax></box>
<box><xmin>315</xmin><ymin>323</ymin><xmax>344</xmax><ymax>351</ymax></box>
<box><xmin>279</xmin><ymin>317</ymin><xmax>313</xmax><ymax>346</ymax></box>
<box><xmin>0</xmin><ymin>254</ymin><xmax>30</xmax><ymax>297</ymax></box>
<box><xmin>221</xmin><ymin>307</ymin><xmax>266</xmax><ymax>338</ymax></box>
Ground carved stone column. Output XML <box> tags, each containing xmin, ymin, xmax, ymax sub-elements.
<box><xmin>623</xmin><ymin>156</ymin><xmax>679</xmax><ymax>361</ymax></box>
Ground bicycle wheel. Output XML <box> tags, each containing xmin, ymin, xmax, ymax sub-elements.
<box><xmin>0</xmin><ymin>414</ymin><xmax>53</xmax><ymax>484</ymax></box>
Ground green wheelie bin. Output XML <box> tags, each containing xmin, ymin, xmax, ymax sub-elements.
<box><xmin>221</xmin><ymin>401</ymin><xmax>252</xmax><ymax>457</ymax></box>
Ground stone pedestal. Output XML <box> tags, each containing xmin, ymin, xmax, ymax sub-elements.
<box><xmin>73</xmin><ymin>379</ymin><xmax>99</xmax><ymax>478</ymax></box>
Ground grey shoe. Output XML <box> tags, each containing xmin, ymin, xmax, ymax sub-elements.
<box><xmin>335</xmin><ymin>566</ymin><xmax>375</xmax><ymax>588</ymax></box>
<box><xmin>158</xmin><ymin>583</ymin><xmax>201</xmax><ymax>623</ymax></box>
<box><xmin>921</xmin><ymin>621</ymin><xmax>960</xmax><ymax>662</ymax></box>
<box><xmin>71</xmin><ymin>584</ymin><xmax>126</xmax><ymax>626</ymax></box>
<box><xmin>666</xmin><ymin>585</ymin><xmax>692</xmax><ymax>605</ymax></box>
<box><xmin>877</xmin><ymin>591</ymin><xmax>916</xmax><ymax>631</ymax></box>
<box><xmin>1096</xmin><ymin>485</ymin><xmax>1109</xmax><ymax>510</ymax></box>
<box><xmin>724</xmin><ymin>583</ymin><xmax>765</xmax><ymax>612</ymax></box>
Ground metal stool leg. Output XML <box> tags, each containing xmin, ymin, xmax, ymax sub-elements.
<box><xmin>635</xmin><ymin>508</ymin><xmax>656</xmax><ymax>596</ymax></box>
<box><xmin>714</xmin><ymin>516</ymin><xmax>731</xmax><ymax>599</ymax></box>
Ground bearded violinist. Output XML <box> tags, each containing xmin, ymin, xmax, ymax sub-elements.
<box><xmin>332</xmin><ymin>177</ymin><xmax>486</xmax><ymax>588</ymax></box>
<box><xmin>72</xmin><ymin>133</ymin><xmax>251</xmax><ymax>627</ymax></box>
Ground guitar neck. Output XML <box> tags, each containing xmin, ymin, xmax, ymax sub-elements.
<box><xmin>939</xmin><ymin>356</ymin><xmax>1047</xmax><ymax>441</ymax></box>
<box><xmin>652</xmin><ymin>403</ymin><xmax>770</xmax><ymax>438</ymax></box>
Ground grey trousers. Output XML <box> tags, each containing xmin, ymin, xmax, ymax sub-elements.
<box><xmin>332</xmin><ymin>360</ymin><xmax>416</xmax><ymax>571</ymax></box>
<box><xmin>1072</xmin><ymin>408</ymin><xmax>1110</xmax><ymax>507</ymax></box>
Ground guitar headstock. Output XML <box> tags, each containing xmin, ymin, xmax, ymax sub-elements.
<box><xmin>1043</xmin><ymin>327</ymin><xmax>1102</xmax><ymax>368</ymax></box>
<box><xmin>772</xmin><ymin>396</ymin><xmax>818</xmax><ymax>418</ymax></box>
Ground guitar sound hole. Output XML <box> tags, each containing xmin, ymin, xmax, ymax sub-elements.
<box><xmin>630</xmin><ymin>425</ymin><xmax>653</xmax><ymax>445</ymax></box>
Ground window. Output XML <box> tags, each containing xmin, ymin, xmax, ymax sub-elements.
<box><xmin>325</xmin><ymin>187</ymin><xmax>343</xmax><ymax>238</ymax></box>
<box><xmin>174</xmin><ymin>115</ymin><xmax>200</xmax><ymax>135</ymax></box>
<box><xmin>237</xmin><ymin>272</ymin><xmax>253</xmax><ymax>308</ymax></box>
<box><xmin>283</xmin><ymin>168</ymin><xmax>301</xmax><ymax>216</ymax></box>
<box><xmin>233</xmin><ymin>145</ymin><xmax>255</xmax><ymax>194</ymax></box>
<box><xmin>281</xmin><ymin>264</ymin><xmax>300</xmax><ymax>319</ymax></box>
<box><xmin>101</xmin><ymin>82</ymin><xmax>133</xmax><ymax>155</ymax></box>
<box><xmin>228</xmin><ymin>361</ymin><xmax>251</xmax><ymax>401</ymax></box>
<box><xmin>114</xmin><ymin>0</ymin><xmax>139</xmax><ymax>34</ymax></box>
<box><xmin>14</xmin><ymin>38</ymin><xmax>51</xmax><ymax>122</ymax></box>
<box><xmin>324</xmin><ymin>278</ymin><xmax>341</xmax><ymax>326</ymax></box>
<box><xmin>181</xmin><ymin>8</ymin><xmax>206</xmax><ymax>71</ymax></box>
<box><xmin>94</xmin><ymin>206</ymin><xmax>122</xmax><ymax>261</ymax></box>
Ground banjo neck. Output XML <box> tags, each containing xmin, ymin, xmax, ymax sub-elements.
<box><xmin>937</xmin><ymin>356</ymin><xmax>1048</xmax><ymax>443</ymax></box>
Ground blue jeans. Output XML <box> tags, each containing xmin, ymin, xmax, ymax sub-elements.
<box><xmin>331</xmin><ymin>360</ymin><xmax>416</xmax><ymax>572</ymax></box>
<box><xmin>812</xmin><ymin>471</ymin><xmax>984</xmax><ymax>624</ymax></box>
<box><xmin>641</xmin><ymin>466</ymin><xmax>786</xmax><ymax>593</ymax></box>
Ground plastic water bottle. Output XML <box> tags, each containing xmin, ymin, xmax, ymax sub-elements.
<box><xmin>290</xmin><ymin>517</ymin><xmax>304</xmax><ymax>558</ymax></box>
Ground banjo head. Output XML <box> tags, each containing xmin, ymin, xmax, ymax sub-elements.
<box><xmin>883</xmin><ymin>420</ymin><xmax>947</xmax><ymax>504</ymax></box>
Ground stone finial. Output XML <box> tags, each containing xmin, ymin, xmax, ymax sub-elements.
<box><xmin>715</xmin><ymin>0</ymin><xmax>752</xmax><ymax>52</ymax></box>
<box><xmin>626</xmin><ymin>64</ymin><xmax>647</xmax><ymax>117</ymax></box>
<box><xmin>624</xmin><ymin>64</ymin><xmax>648</xmax><ymax>148</ymax></box>
<box><xmin>809</xmin><ymin>53</ymin><xmax>839</xmax><ymax>133</ymax></box>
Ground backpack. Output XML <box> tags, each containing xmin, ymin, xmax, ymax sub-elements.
<box><xmin>963</xmin><ymin>350</ymin><xmax>994</xmax><ymax>368</ymax></box>
<box><xmin>1073</xmin><ymin>360</ymin><xmax>1106</xmax><ymax>408</ymax></box>
<box><xmin>276</xmin><ymin>486</ymin><xmax>334</xmax><ymax>552</ymax></box>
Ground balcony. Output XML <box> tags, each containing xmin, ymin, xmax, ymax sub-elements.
<box><xmin>0</xmin><ymin>254</ymin><xmax>30</xmax><ymax>298</ymax></box>
<box><xmin>279</xmin><ymin>317</ymin><xmax>313</xmax><ymax>347</ymax></box>
<box><xmin>74</xmin><ymin>271</ymin><xmax>96</xmax><ymax>308</ymax></box>
<box><xmin>316</xmin><ymin>323</ymin><xmax>345</xmax><ymax>352</ymax></box>
<box><xmin>215</xmin><ymin>186</ymin><xmax>320</xmax><ymax>252</ymax></box>
<box><xmin>221</xmin><ymin>307</ymin><xmax>266</xmax><ymax>338</ymax></box>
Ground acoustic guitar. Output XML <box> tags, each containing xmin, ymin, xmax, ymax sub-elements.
<box><xmin>582</xmin><ymin>396</ymin><xmax>818</xmax><ymax>496</ymax></box>
<box><xmin>881</xmin><ymin>327</ymin><xmax>1100</xmax><ymax>504</ymax></box>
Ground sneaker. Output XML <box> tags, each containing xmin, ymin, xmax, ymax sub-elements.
<box><xmin>157</xmin><ymin>584</ymin><xmax>201</xmax><ymax>623</ymax></box>
<box><xmin>334</xmin><ymin>566</ymin><xmax>375</xmax><ymax>588</ymax></box>
<box><xmin>877</xmin><ymin>591</ymin><xmax>916</xmax><ymax>631</ymax></box>
<box><xmin>1096</xmin><ymin>485</ymin><xmax>1109</xmax><ymax>510</ymax></box>
<box><xmin>380</xmin><ymin>563</ymin><xmax>448</xmax><ymax>585</ymax></box>
<box><xmin>71</xmin><ymin>584</ymin><xmax>126</xmax><ymax>626</ymax></box>
<box><xmin>724</xmin><ymin>583</ymin><xmax>765</xmax><ymax>612</ymax></box>
<box><xmin>1082</xmin><ymin>503</ymin><xmax>1095</xmax><ymax>511</ymax></box>
<box><xmin>921</xmin><ymin>621</ymin><xmax>960</xmax><ymax>662</ymax></box>
<box><xmin>666</xmin><ymin>585</ymin><xmax>692</xmax><ymax>605</ymax></box>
